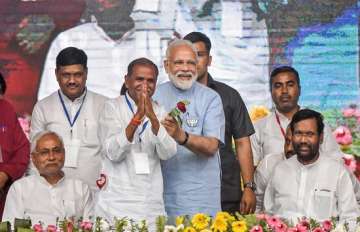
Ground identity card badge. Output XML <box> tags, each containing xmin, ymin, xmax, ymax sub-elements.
<box><xmin>64</xmin><ymin>139</ymin><xmax>80</xmax><ymax>168</ymax></box>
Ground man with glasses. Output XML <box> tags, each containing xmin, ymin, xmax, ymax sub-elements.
<box><xmin>154</xmin><ymin>39</ymin><xmax>225</xmax><ymax>216</ymax></box>
<box><xmin>3</xmin><ymin>131</ymin><xmax>93</xmax><ymax>226</ymax></box>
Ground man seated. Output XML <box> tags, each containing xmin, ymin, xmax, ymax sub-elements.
<box><xmin>2</xmin><ymin>131</ymin><xmax>93</xmax><ymax>225</ymax></box>
<box><xmin>255</xmin><ymin>126</ymin><xmax>295</xmax><ymax>212</ymax></box>
<box><xmin>264</xmin><ymin>109</ymin><xmax>359</xmax><ymax>227</ymax></box>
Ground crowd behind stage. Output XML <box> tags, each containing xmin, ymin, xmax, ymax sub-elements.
<box><xmin>0</xmin><ymin>31</ymin><xmax>359</xmax><ymax>230</ymax></box>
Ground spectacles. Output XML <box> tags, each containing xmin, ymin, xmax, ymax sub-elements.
<box><xmin>35</xmin><ymin>147</ymin><xmax>64</xmax><ymax>157</ymax></box>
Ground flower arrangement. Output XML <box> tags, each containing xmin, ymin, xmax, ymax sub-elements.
<box><xmin>156</xmin><ymin>213</ymin><xmax>360</xmax><ymax>232</ymax></box>
<box><xmin>169</xmin><ymin>100</ymin><xmax>190</xmax><ymax>126</ymax></box>
<box><xmin>322</xmin><ymin>104</ymin><xmax>360</xmax><ymax>180</ymax></box>
<box><xmin>2</xmin><ymin>214</ymin><xmax>359</xmax><ymax>232</ymax></box>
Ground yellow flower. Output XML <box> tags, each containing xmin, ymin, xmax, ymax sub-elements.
<box><xmin>176</xmin><ymin>216</ymin><xmax>185</xmax><ymax>226</ymax></box>
<box><xmin>215</xmin><ymin>211</ymin><xmax>235</xmax><ymax>222</ymax></box>
<box><xmin>250</xmin><ymin>105</ymin><xmax>270</xmax><ymax>122</ymax></box>
<box><xmin>211</xmin><ymin>217</ymin><xmax>227</xmax><ymax>232</ymax></box>
<box><xmin>183</xmin><ymin>226</ymin><xmax>196</xmax><ymax>232</ymax></box>
<box><xmin>191</xmin><ymin>213</ymin><xmax>210</xmax><ymax>230</ymax></box>
<box><xmin>199</xmin><ymin>229</ymin><xmax>212</xmax><ymax>232</ymax></box>
<box><xmin>232</xmin><ymin>220</ymin><xmax>247</xmax><ymax>232</ymax></box>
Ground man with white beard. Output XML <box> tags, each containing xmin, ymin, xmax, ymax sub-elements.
<box><xmin>154</xmin><ymin>39</ymin><xmax>225</xmax><ymax>217</ymax></box>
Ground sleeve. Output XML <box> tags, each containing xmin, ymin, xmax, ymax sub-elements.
<box><xmin>2</xmin><ymin>183</ymin><xmax>25</xmax><ymax>224</ymax></box>
<box><xmin>230</xmin><ymin>91</ymin><xmax>255</xmax><ymax>139</ymax></box>
<box><xmin>336</xmin><ymin>168</ymin><xmax>360</xmax><ymax>225</ymax></box>
<box><xmin>254</xmin><ymin>160</ymin><xmax>268</xmax><ymax>213</ymax></box>
<box><xmin>81</xmin><ymin>183</ymin><xmax>94</xmax><ymax>220</ymax></box>
<box><xmin>263</xmin><ymin>172</ymin><xmax>276</xmax><ymax>215</ymax></box>
<box><xmin>250</xmin><ymin>124</ymin><xmax>263</xmax><ymax>166</ymax></box>
<box><xmin>0</xmin><ymin>106</ymin><xmax>29</xmax><ymax>181</ymax></box>
<box><xmin>98</xmin><ymin>100</ymin><xmax>134</xmax><ymax>162</ymax></box>
<box><xmin>203</xmin><ymin>93</ymin><xmax>225</xmax><ymax>143</ymax></box>
<box><xmin>150</xmin><ymin>106</ymin><xmax>177</xmax><ymax>160</ymax></box>
<box><xmin>321</xmin><ymin>123</ymin><xmax>341</xmax><ymax>154</ymax></box>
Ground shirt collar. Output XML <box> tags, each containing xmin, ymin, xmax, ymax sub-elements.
<box><xmin>59</xmin><ymin>88</ymin><xmax>87</xmax><ymax>104</ymax></box>
<box><xmin>35</xmin><ymin>171</ymin><xmax>66</xmax><ymax>187</ymax></box>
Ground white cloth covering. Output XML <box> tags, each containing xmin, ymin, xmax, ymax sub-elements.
<box><xmin>95</xmin><ymin>94</ymin><xmax>177</xmax><ymax>229</ymax></box>
<box><xmin>3</xmin><ymin>174</ymin><xmax>93</xmax><ymax>226</ymax></box>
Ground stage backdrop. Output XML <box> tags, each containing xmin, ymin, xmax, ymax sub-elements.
<box><xmin>0</xmin><ymin>0</ymin><xmax>359</xmax><ymax>115</ymax></box>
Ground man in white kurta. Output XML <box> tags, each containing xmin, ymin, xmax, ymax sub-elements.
<box><xmin>250</xmin><ymin>66</ymin><xmax>340</xmax><ymax>165</ymax></box>
<box><xmin>264</xmin><ymin>109</ymin><xmax>359</xmax><ymax>227</ymax></box>
<box><xmin>3</xmin><ymin>131</ymin><xmax>93</xmax><ymax>226</ymax></box>
<box><xmin>95</xmin><ymin>58</ymin><xmax>177</xmax><ymax>229</ymax></box>
<box><xmin>30</xmin><ymin>47</ymin><xmax>107</xmax><ymax>191</ymax></box>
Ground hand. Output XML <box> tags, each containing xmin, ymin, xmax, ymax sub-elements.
<box><xmin>240</xmin><ymin>188</ymin><xmax>256</xmax><ymax>214</ymax></box>
<box><xmin>144</xmin><ymin>89</ymin><xmax>157</xmax><ymax>121</ymax></box>
<box><xmin>161</xmin><ymin>115</ymin><xmax>185</xmax><ymax>142</ymax></box>
<box><xmin>134</xmin><ymin>87</ymin><xmax>146</xmax><ymax>120</ymax></box>
<box><xmin>0</xmin><ymin>172</ymin><xmax>9</xmax><ymax>190</ymax></box>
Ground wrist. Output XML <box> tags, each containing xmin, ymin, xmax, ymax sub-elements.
<box><xmin>178</xmin><ymin>131</ymin><xmax>189</xmax><ymax>145</ymax></box>
<box><xmin>130</xmin><ymin>117</ymin><xmax>141</xmax><ymax>127</ymax></box>
<box><xmin>243</xmin><ymin>181</ymin><xmax>256</xmax><ymax>191</ymax></box>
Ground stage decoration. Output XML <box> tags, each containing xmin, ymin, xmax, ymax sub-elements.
<box><xmin>2</xmin><ymin>213</ymin><xmax>358</xmax><ymax>232</ymax></box>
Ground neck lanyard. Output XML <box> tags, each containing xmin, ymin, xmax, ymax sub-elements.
<box><xmin>125</xmin><ymin>93</ymin><xmax>148</xmax><ymax>141</ymax></box>
<box><xmin>275</xmin><ymin>111</ymin><xmax>286</xmax><ymax>139</ymax></box>
<box><xmin>58</xmin><ymin>90</ymin><xmax>87</xmax><ymax>130</ymax></box>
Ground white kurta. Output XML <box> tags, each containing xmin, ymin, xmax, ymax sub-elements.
<box><xmin>3</xmin><ymin>175</ymin><xmax>93</xmax><ymax>226</ymax></box>
<box><xmin>255</xmin><ymin>152</ymin><xmax>285</xmax><ymax>213</ymax></box>
<box><xmin>30</xmin><ymin>90</ymin><xmax>107</xmax><ymax>190</ymax></box>
<box><xmin>95</xmin><ymin>94</ymin><xmax>177</xmax><ymax>229</ymax></box>
<box><xmin>250</xmin><ymin>110</ymin><xmax>341</xmax><ymax>165</ymax></box>
<box><xmin>264</xmin><ymin>155</ymin><xmax>359</xmax><ymax>225</ymax></box>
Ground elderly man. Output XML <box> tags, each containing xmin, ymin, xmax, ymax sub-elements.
<box><xmin>154</xmin><ymin>39</ymin><xmax>225</xmax><ymax>216</ymax></box>
<box><xmin>0</xmin><ymin>73</ymin><xmax>30</xmax><ymax>219</ymax></box>
<box><xmin>3</xmin><ymin>131</ymin><xmax>93</xmax><ymax>226</ymax></box>
<box><xmin>184</xmin><ymin>32</ymin><xmax>256</xmax><ymax>214</ymax></box>
<box><xmin>30</xmin><ymin>47</ymin><xmax>107</xmax><ymax>191</ymax></box>
<box><xmin>255</xmin><ymin>126</ymin><xmax>295</xmax><ymax>212</ymax></box>
<box><xmin>264</xmin><ymin>109</ymin><xmax>359</xmax><ymax>227</ymax></box>
<box><xmin>95</xmin><ymin>58</ymin><xmax>176</xmax><ymax>228</ymax></box>
<box><xmin>250</xmin><ymin>66</ymin><xmax>340</xmax><ymax>165</ymax></box>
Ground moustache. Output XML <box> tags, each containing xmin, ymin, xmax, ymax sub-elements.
<box><xmin>175</xmin><ymin>71</ymin><xmax>195</xmax><ymax>79</ymax></box>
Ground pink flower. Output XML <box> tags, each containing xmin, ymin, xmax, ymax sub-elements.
<box><xmin>343</xmin><ymin>155</ymin><xmax>357</xmax><ymax>172</ymax></box>
<box><xmin>255</xmin><ymin>213</ymin><xmax>268</xmax><ymax>221</ymax></box>
<box><xmin>333</xmin><ymin>126</ymin><xmax>352</xmax><ymax>145</ymax></box>
<box><xmin>274</xmin><ymin>222</ymin><xmax>287</xmax><ymax>232</ymax></box>
<box><xmin>266</xmin><ymin>216</ymin><xmax>281</xmax><ymax>229</ymax></box>
<box><xmin>287</xmin><ymin>227</ymin><xmax>307</xmax><ymax>232</ymax></box>
<box><xmin>33</xmin><ymin>224</ymin><xmax>43</xmax><ymax>232</ymax></box>
<box><xmin>297</xmin><ymin>219</ymin><xmax>310</xmax><ymax>230</ymax></box>
<box><xmin>250</xmin><ymin>225</ymin><xmax>263</xmax><ymax>232</ymax></box>
<box><xmin>80</xmin><ymin>221</ymin><xmax>93</xmax><ymax>230</ymax></box>
<box><xmin>342</xmin><ymin>107</ymin><xmax>360</xmax><ymax>118</ymax></box>
<box><xmin>46</xmin><ymin>225</ymin><xmax>57</xmax><ymax>232</ymax></box>
<box><xmin>312</xmin><ymin>227</ymin><xmax>325</xmax><ymax>232</ymax></box>
<box><xmin>322</xmin><ymin>220</ymin><xmax>332</xmax><ymax>231</ymax></box>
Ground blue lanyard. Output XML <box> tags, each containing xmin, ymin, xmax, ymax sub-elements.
<box><xmin>58</xmin><ymin>90</ymin><xmax>87</xmax><ymax>128</ymax></box>
<box><xmin>125</xmin><ymin>93</ymin><xmax>148</xmax><ymax>140</ymax></box>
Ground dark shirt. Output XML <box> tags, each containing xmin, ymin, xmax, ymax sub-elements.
<box><xmin>207</xmin><ymin>74</ymin><xmax>255</xmax><ymax>202</ymax></box>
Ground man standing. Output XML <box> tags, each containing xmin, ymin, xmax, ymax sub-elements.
<box><xmin>95</xmin><ymin>58</ymin><xmax>176</xmax><ymax>229</ymax></box>
<box><xmin>3</xmin><ymin>131</ymin><xmax>93</xmax><ymax>225</ymax></box>
<box><xmin>264</xmin><ymin>109</ymin><xmax>359</xmax><ymax>227</ymax></box>
<box><xmin>154</xmin><ymin>39</ymin><xmax>225</xmax><ymax>216</ymax></box>
<box><xmin>250</xmin><ymin>66</ymin><xmax>340</xmax><ymax>165</ymax></box>
<box><xmin>0</xmin><ymin>73</ymin><xmax>30</xmax><ymax>219</ymax></box>
<box><xmin>30</xmin><ymin>47</ymin><xmax>107</xmax><ymax>191</ymax></box>
<box><xmin>183</xmin><ymin>32</ymin><xmax>256</xmax><ymax>214</ymax></box>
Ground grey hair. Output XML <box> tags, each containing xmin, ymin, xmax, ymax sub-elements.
<box><xmin>165</xmin><ymin>39</ymin><xmax>198</xmax><ymax>61</ymax></box>
<box><xmin>31</xmin><ymin>131</ymin><xmax>65</xmax><ymax>154</ymax></box>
